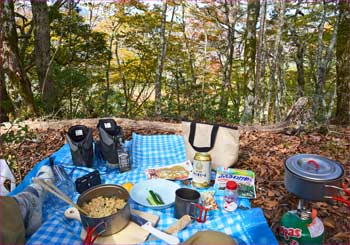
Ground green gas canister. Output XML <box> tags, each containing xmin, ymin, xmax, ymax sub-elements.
<box><xmin>280</xmin><ymin>209</ymin><xmax>324</xmax><ymax>245</ymax></box>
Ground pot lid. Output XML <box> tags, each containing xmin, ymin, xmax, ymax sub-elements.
<box><xmin>285</xmin><ymin>154</ymin><xmax>344</xmax><ymax>181</ymax></box>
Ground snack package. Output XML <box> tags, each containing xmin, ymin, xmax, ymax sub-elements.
<box><xmin>145</xmin><ymin>160</ymin><xmax>192</xmax><ymax>180</ymax></box>
<box><xmin>214</xmin><ymin>167</ymin><xmax>256</xmax><ymax>199</ymax></box>
<box><xmin>200</xmin><ymin>191</ymin><xmax>218</xmax><ymax>210</ymax></box>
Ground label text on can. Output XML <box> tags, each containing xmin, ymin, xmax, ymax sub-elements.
<box><xmin>192</xmin><ymin>153</ymin><xmax>211</xmax><ymax>188</ymax></box>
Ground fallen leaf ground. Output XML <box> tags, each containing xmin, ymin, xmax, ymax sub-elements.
<box><xmin>1</xmin><ymin>126</ymin><xmax>349</xmax><ymax>244</ymax></box>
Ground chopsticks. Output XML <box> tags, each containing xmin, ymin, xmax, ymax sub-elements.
<box><xmin>33</xmin><ymin>178</ymin><xmax>88</xmax><ymax>216</ymax></box>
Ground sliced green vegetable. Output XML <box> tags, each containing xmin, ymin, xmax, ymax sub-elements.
<box><xmin>147</xmin><ymin>196</ymin><xmax>158</xmax><ymax>206</ymax></box>
<box><xmin>154</xmin><ymin>192</ymin><xmax>164</xmax><ymax>205</ymax></box>
<box><xmin>149</xmin><ymin>190</ymin><xmax>158</xmax><ymax>203</ymax></box>
<box><xmin>146</xmin><ymin>190</ymin><xmax>164</xmax><ymax>206</ymax></box>
<box><xmin>149</xmin><ymin>190</ymin><xmax>164</xmax><ymax>205</ymax></box>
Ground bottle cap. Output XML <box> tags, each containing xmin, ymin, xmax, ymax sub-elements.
<box><xmin>226</xmin><ymin>181</ymin><xmax>238</xmax><ymax>190</ymax></box>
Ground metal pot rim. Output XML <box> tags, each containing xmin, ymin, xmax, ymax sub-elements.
<box><xmin>77</xmin><ymin>184</ymin><xmax>130</xmax><ymax>219</ymax></box>
<box><xmin>285</xmin><ymin>154</ymin><xmax>344</xmax><ymax>182</ymax></box>
<box><xmin>286</xmin><ymin>168</ymin><xmax>344</xmax><ymax>183</ymax></box>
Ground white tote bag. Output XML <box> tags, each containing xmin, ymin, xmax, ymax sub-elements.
<box><xmin>181</xmin><ymin>121</ymin><xmax>240</xmax><ymax>170</ymax></box>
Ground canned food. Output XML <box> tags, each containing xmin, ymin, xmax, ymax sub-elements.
<box><xmin>192</xmin><ymin>153</ymin><xmax>211</xmax><ymax>188</ymax></box>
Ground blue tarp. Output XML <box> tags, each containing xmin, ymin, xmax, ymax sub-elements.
<box><xmin>10</xmin><ymin>134</ymin><xmax>278</xmax><ymax>245</ymax></box>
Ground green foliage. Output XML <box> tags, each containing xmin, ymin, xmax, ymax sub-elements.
<box><xmin>3</xmin><ymin>1</ymin><xmax>345</xmax><ymax>124</ymax></box>
<box><xmin>1</xmin><ymin>123</ymin><xmax>34</xmax><ymax>174</ymax></box>
<box><xmin>1</xmin><ymin>124</ymin><xmax>33</xmax><ymax>144</ymax></box>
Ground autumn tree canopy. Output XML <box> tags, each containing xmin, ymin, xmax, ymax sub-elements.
<box><xmin>1</xmin><ymin>1</ymin><xmax>349</xmax><ymax>125</ymax></box>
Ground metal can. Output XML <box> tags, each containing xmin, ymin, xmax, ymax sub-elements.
<box><xmin>192</xmin><ymin>153</ymin><xmax>211</xmax><ymax>188</ymax></box>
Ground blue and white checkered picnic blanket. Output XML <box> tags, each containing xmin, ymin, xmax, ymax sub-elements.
<box><xmin>10</xmin><ymin>133</ymin><xmax>278</xmax><ymax>245</ymax></box>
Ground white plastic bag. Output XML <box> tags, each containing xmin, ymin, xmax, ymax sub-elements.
<box><xmin>0</xmin><ymin>159</ymin><xmax>16</xmax><ymax>195</ymax></box>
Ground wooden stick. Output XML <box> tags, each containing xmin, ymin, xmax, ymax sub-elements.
<box><xmin>148</xmin><ymin>215</ymin><xmax>192</xmax><ymax>241</ymax></box>
<box><xmin>163</xmin><ymin>215</ymin><xmax>192</xmax><ymax>234</ymax></box>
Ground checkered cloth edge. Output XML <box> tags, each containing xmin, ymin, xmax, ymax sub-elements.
<box><xmin>20</xmin><ymin>133</ymin><xmax>277</xmax><ymax>245</ymax></box>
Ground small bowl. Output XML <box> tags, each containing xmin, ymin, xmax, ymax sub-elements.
<box><xmin>130</xmin><ymin>179</ymin><xmax>180</xmax><ymax>209</ymax></box>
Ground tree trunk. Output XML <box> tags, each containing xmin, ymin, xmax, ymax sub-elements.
<box><xmin>313</xmin><ymin>1</ymin><xmax>340</xmax><ymax>121</ymax></box>
<box><xmin>0</xmin><ymin>1</ymin><xmax>7</xmax><ymax>121</ymax></box>
<box><xmin>0</xmin><ymin>19</ymin><xmax>14</xmax><ymax>122</ymax></box>
<box><xmin>244</xmin><ymin>97</ymin><xmax>310</xmax><ymax>133</ymax></box>
<box><xmin>326</xmin><ymin>84</ymin><xmax>337</xmax><ymax>121</ymax></box>
<box><xmin>0</xmin><ymin>3</ymin><xmax>14</xmax><ymax>122</ymax></box>
<box><xmin>31</xmin><ymin>0</ymin><xmax>54</xmax><ymax>112</ymax></box>
<box><xmin>265</xmin><ymin>60</ymin><xmax>273</xmax><ymax>122</ymax></box>
<box><xmin>218</xmin><ymin>1</ymin><xmax>238</xmax><ymax>118</ymax></box>
<box><xmin>181</xmin><ymin>1</ymin><xmax>197</xmax><ymax>111</ymax></box>
<box><xmin>115</xmin><ymin>41</ymin><xmax>129</xmax><ymax>117</ymax></box>
<box><xmin>295</xmin><ymin>44</ymin><xmax>305</xmax><ymax>97</ymax></box>
<box><xmin>313</xmin><ymin>2</ymin><xmax>326</xmax><ymax>118</ymax></box>
<box><xmin>274</xmin><ymin>0</ymin><xmax>286</xmax><ymax>122</ymax></box>
<box><xmin>253</xmin><ymin>0</ymin><xmax>266</xmax><ymax>121</ymax></box>
<box><xmin>288</xmin><ymin>7</ymin><xmax>307</xmax><ymax>98</ymax></box>
<box><xmin>176</xmin><ymin>63</ymin><xmax>181</xmax><ymax>116</ymax></box>
<box><xmin>181</xmin><ymin>1</ymin><xmax>197</xmax><ymax>84</ymax></box>
<box><xmin>218</xmin><ymin>23</ymin><xmax>235</xmax><ymax>117</ymax></box>
<box><xmin>335</xmin><ymin>1</ymin><xmax>350</xmax><ymax>125</ymax></box>
<box><xmin>154</xmin><ymin>0</ymin><xmax>168</xmax><ymax>116</ymax></box>
<box><xmin>105</xmin><ymin>25</ymin><xmax>116</xmax><ymax>116</ymax></box>
<box><xmin>241</xmin><ymin>0</ymin><xmax>260</xmax><ymax>124</ymax></box>
<box><xmin>3</xmin><ymin>0</ymin><xmax>37</xmax><ymax>116</ymax></box>
<box><xmin>268</xmin><ymin>0</ymin><xmax>285</xmax><ymax>122</ymax></box>
<box><xmin>0</xmin><ymin>80</ymin><xmax>14</xmax><ymax>122</ymax></box>
<box><xmin>201</xmin><ymin>30</ymin><xmax>208</xmax><ymax>114</ymax></box>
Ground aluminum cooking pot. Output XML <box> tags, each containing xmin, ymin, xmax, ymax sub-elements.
<box><xmin>284</xmin><ymin>154</ymin><xmax>348</xmax><ymax>203</ymax></box>
<box><xmin>76</xmin><ymin>184</ymin><xmax>131</xmax><ymax>236</ymax></box>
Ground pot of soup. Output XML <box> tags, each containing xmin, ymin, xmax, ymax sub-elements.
<box><xmin>77</xmin><ymin>184</ymin><xmax>130</xmax><ymax>236</ymax></box>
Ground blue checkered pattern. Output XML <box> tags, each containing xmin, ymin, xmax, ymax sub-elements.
<box><xmin>13</xmin><ymin>133</ymin><xmax>277</xmax><ymax>245</ymax></box>
<box><xmin>131</xmin><ymin>133</ymin><xmax>187</xmax><ymax>167</ymax></box>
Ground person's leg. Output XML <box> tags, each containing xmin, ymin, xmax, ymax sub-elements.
<box><xmin>0</xmin><ymin>196</ymin><xmax>26</xmax><ymax>245</ymax></box>
<box><xmin>13</xmin><ymin>165</ymin><xmax>55</xmax><ymax>236</ymax></box>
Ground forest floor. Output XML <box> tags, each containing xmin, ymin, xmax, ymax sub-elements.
<box><xmin>1</xmin><ymin>125</ymin><xmax>349</xmax><ymax>244</ymax></box>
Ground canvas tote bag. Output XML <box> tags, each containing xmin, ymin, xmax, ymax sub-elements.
<box><xmin>181</xmin><ymin>121</ymin><xmax>239</xmax><ymax>170</ymax></box>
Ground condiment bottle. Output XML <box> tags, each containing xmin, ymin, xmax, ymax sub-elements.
<box><xmin>224</xmin><ymin>180</ymin><xmax>238</xmax><ymax>212</ymax></box>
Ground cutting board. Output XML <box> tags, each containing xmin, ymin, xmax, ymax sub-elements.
<box><xmin>64</xmin><ymin>207</ymin><xmax>159</xmax><ymax>244</ymax></box>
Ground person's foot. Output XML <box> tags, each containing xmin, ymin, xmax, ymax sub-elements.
<box><xmin>31</xmin><ymin>165</ymin><xmax>56</xmax><ymax>196</ymax></box>
<box><xmin>14</xmin><ymin>165</ymin><xmax>56</xmax><ymax>236</ymax></box>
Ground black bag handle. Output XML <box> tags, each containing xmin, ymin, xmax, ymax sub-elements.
<box><xmin>188</xmin><ymin>122</ymin><xmax>219</xmax><ymax>152</ymax></box>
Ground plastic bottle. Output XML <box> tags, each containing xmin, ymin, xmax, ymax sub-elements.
<box><xmin>224</xmin><ymin>180</ymin><xmax>238</xmax><ymax>212</ymax></box>
<box><xmin>117</xmin><ymin>146</ymin><xmax>131</xmax><ymax>172</ymax></box>
<box><xmin>43</xmin><ymin>161</ymin><xmax>76</xmax><ymax>219</ymax></box>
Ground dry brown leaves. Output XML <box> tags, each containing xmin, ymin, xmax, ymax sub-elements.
<box><xmin>1</xmin><ymin>125</ymin><xmax>349</xmax><ymax>244</ymax></box>
<box><xmin>239</xmin><ymin>127</ymin><xmax>350</xmax><ymax>244</ymax></box>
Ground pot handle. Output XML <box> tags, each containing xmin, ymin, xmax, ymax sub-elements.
<box><xmin>194</xmin><ymin>203</ymin><xmax>209</xmax><ymax>223</ymax></box>
<box><xmin>324</xmin><ymin>183</ymin><xmax>350</xmax><ymax>207</ymax></box>
<box><xmin>64</xmin><ymin>207</ymin><xmax>81</xmax><ymax>222</ymax></box>
<box><xmin>83</xmin><ymin>222</ymin><xmax>105</xmax><ymax>245</ymax></box>
<box><xmin>307</xmin><ymin>160</ymin><xmax>320</xmax><ymax>170</ymax></box>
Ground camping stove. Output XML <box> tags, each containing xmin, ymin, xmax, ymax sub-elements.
<box><xmin>280</xmin><ymin>199</ymin><xmax>324</xmax><ymax>245</ymax></box>
<box><xmin>279</xmin><ymin>154</ymin><xmax>348</xmax><ymax>245</ymax></box>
